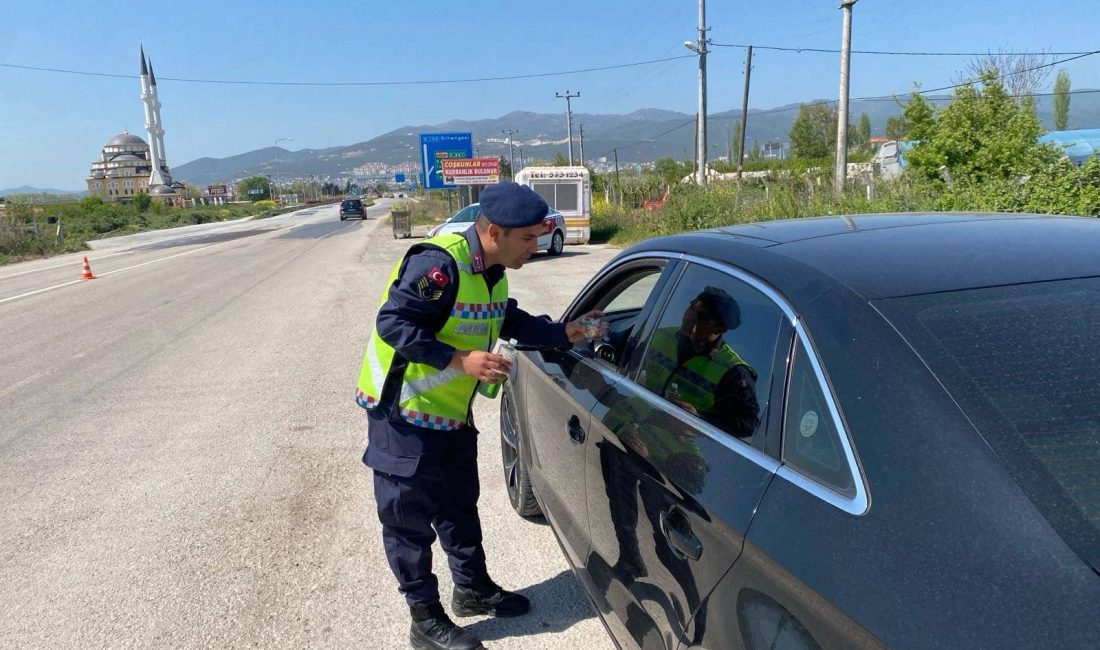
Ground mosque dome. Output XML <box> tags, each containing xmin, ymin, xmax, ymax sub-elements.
<box><xmin>149</xmin><ymin>185</ymin><xmax>176</xmax><ymax>195</ymax></box>
<box><xmin>106</xmin><ymin>131</ymin><xmax>148</xmax><ymax>147</ymax></box>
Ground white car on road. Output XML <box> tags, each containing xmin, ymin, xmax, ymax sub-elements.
<box><xmin>425</xmin><ymin>203</ymin><xmax>567</xmax><ymax>256</ymax></box>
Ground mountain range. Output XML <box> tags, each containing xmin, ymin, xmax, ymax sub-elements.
<box><xmin>6</xmin><ymin>93</ymin><xmax>1094</xmax><ymax>198</ymax></box>
<box><xmin>0</xmin><ymin>185</ymin><xmax>85</xmax><ymax>197</ymax></box>
<box><xmin>118</xmin><ymin>92</ymin><xmax>1100</xmax><ymax>187</ymax></box>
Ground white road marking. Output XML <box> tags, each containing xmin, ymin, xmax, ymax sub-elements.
<box><xmin>0</xmin><ymin>239</ymin><xmax>236</xmax><ymax>306</ymax></box>
<box><xmin>0</xmin><ymin>249</ymin><xmax>135</xmax><ymax>281</ymax></box>
<box><xmin>0</xmin><ymin>216</ymin><xmax>357</xmax><ymax>307</ymax></box>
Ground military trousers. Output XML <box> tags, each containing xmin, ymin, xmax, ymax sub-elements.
<box><xmin>364</xmin><ymin>412</ymin><xmax>488</xmax><ymax>606</ymax></box>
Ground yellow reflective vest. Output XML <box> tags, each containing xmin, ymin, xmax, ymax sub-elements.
<box><xmin>355</xmin><ymin>233</ymin><xmax>508</xmax><ymax>430</ymax></box>
<box><xmin>641</xmin><ymin>326</ymin><xmax>753</xmax><ymax>417</ymax></box>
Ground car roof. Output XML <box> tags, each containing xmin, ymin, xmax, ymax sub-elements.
<box><xmin>628</xmin><ymin>213</ymin><xmax>1100</xmax><ymax>300</ymax></box>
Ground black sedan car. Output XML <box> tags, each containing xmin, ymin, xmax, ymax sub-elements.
<box><xmin>500</xmin><ymin>214</ymin><xmax>1100</xmax><ymax>649</ymax></box>
<box><xmin>339</xmin><ymin>198</ymin><xmax>367</xmax><ymax>220</ymax></box>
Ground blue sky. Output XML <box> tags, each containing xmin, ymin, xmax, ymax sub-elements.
<box><xmin>2</xmin><ymin>0</ymin><xmax>1098</xmax><ymax>189</ymax></box>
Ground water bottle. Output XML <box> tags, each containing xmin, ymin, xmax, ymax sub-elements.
<box><xmin>477</xmin><ymin>338</ymin><xmax>518</xmax><ymax>399</ymax></box>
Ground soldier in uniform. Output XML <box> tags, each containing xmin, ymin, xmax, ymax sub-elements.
<box><xmin>355</xmin><ymin>182</ymin><xmax>600</xmax><ymax>650</ymax></box>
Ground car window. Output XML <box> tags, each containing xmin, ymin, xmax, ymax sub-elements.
<box><xmin>634</xmin><ymin>263</ymin><xmax>784</xmax><ymax>443</ymax></box>
<box><xmin>567</xmin><ymin>262</ymin><xmax>669</xmax><ymax>373</ymax></box>
<box><xmin>782</xmin><ymin>339</ymin><xmax>857</xmax><ymax>498</ymax></box>
<box><xmin>877</xmin><ymin>277</ymin><xmax>1100</xmax><ymax>572</ymax></box>
<box><xmin>451</xmin><ymin>205</ymin><xmax>479</xmax><ymax>223</ymax></box>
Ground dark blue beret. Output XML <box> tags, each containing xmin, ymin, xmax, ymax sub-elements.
<box><xmin>479</xmin><ymin>181</ymin><xmax>548</xmax><ymax>228</ymax></box>
<box><xmin>694</xmin><ymin>286</ymin><xmax>741</xmax><ymax>330</ymax></box>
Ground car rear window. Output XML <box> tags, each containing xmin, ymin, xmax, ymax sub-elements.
<box><xmin>344</xmin><ymin>200</ymin><xmax>361</xmax><ymax>209</ymax></box>
<box><xmin>878</xmin><ymin>277</ymin><xmax>1100</xmax><ymax>571</ymax></box>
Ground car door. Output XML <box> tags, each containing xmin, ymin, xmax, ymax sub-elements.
<box><xmin>522</xmin><ymin>256</ymin><xmax>675</xmax><ymax>569</ymax></box>
<box><xmin>585</xmin><ymin>260</ymin><xmax>791</xmax><ymax>650</ymax></box>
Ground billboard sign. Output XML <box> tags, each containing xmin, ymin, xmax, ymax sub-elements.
<box><xmin>207</xmin><ymin>184</ymin><xmax>227</xmax><ymax>196</ymax></box>
<box><xmin>394</xmin><ymin>173</ymin><xmax>406</xmax><ymax>183</ymax></box>
<box><xmin>419</xmin><ymin>132</ymin><xmax>473</xmax><ymax>189</ymax></box>
<box><xmin>441</xmin><ymin>157</ymin><xmax>501</xmax><ymax>186</ymax></box>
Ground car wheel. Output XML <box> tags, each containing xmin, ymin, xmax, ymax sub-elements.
<box><xmin>548</xmin><ymin>231</ymin><xmax>564</xmax><ymax>256</ymax></box>
<box><xmin>500</xmin><ymin>386</ymin><xmax>541</xmax><ymax>517</ymax></box>
<box><xmin>340</xmin><ymin>215</ymin><xmax>346</xmax><ymax>221</ymax></box>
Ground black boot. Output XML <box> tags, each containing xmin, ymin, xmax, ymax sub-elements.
<box><xmin>409</xmin><ymin>602</ymin><xmax>485</xmax><ymax>650</ymax></box>
<box><xmin>452</xmin><ymin>577</ymin><xmax>531</xmax><ymax>618</ymax></box>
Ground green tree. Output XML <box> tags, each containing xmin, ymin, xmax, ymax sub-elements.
<box><xmin>858</xmin><ymin>113</ymin><xmax>872</xmax><ymax>147</ymax></box>
<box><xmin>884</xmin><ymin>116</ymin><xmax>908</xmax><ymax>140</ymax></box>
<box><xmin>1053</xmin><ymin>69</ymin><xmax>1071</xmax><ymax>130</ymax></box>
<box><xmin>748</xmin><ymin>140</ymin><xmax>763</xmax><ymax>161</ymax></box>
<box><xmin>133</xmin><ymin>192</ymin><xmax>152</xmax><ymax>212</ymax></box>
<box><xmin>237</xmin><ymin>176</ymin><xmax>272</xmax><ymax>202</ymax></box>
<box><xmin>904</xmin><ymin>70</ymin><xmax>1055</xmax><ymax>185</ymax></box>
<box><xmin>653</xmin><ymin>158</ymin><xmax>691</xmax><ymax>184</ymax></box>
<box><xmin>789</xmin><ymin>102</ymin><xmax>837</xmax><ymax>159</ymax></box>
<box><xmin>552</xmin><ymin>152</ymin><xmax>569</xmax><ymax>166</ymax></box>
<box><xmin>498</xmin><ymin>155</ymin><xmax>513</xmax><ymax>180</ymax></box>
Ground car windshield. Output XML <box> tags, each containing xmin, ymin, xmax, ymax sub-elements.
<box><xmin>450</xmin><ymin>205</ymin><xmax>479</xmax><ymax>223</ymax></box>
<box><xmin>878</xmin><ymin>277</ymin><xmax>1100</xmax><ymax>572</ymax></box>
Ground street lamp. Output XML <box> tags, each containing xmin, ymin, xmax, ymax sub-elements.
<box><xmin>834</xmin><ymin>0</ymin><xmax>859</xmax><ymax>195</ymax></box>
<box><xmin>684</xmin><ymin>0</ymin><xmax>710</xmax><ymax>187</ymax></box>
<box><xmin>502</xmin><ymin>129</ymin><xmax>518</xmax><ymax>179</ymax></box>
<box><xmin>275</xmin><ymin>137</ymin><xmax>293</xmax><ymax>202</ymax></box>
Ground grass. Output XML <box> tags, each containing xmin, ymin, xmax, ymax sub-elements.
<box><xmin>0</xmin><ymin>196</ymin><xmax>348</xmax><ymax>265</ymax></box>
<box><xmin>590</xmin><ymin>176</ymin><xmax>945</xmax><ymax>247</ymax></box>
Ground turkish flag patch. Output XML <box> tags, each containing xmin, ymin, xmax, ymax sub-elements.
<box><xmin>428</xmin><ymin>267</ymin><xmax>449</xmax><ymax>288</ymax></box>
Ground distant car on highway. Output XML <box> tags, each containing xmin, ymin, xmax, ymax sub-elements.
<box><xmin>339</xmin><ymin>198</ymin><xmax>367</xmax><ymax>221</ymax></box>
<box><xmin>425</xmin><ymin>202</ymin><xmax>566</xmax><ymax>255</ymax></box>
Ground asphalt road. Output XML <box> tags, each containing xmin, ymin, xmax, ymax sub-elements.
<box><xmin>0</xmin><ymin>199</ymin><xmax>619</xmax><ymax>649</ymax></box>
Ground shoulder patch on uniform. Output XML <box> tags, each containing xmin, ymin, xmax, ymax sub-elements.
<box><xmin>415</xmin><ymin>275</ymin><xmax>445</xmax><ymax>301</ymax></box>
<box><xmin>428</xmin><ymin>267</ymin><xmax>449</xmax><ymax>288</ymax></box>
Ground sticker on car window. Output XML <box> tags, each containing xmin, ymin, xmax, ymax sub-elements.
<box><xmin>800</xmin><ymin>411</ymin><xmax>819</xmax><ymax>437</ymax></box>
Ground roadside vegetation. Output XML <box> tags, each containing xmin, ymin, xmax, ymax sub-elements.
<box><xmin>0</xmin><ymin>195</ymin><xmax>345</xmax><ymax>265</ymax></box>
<box><xmin>591</xmin><ymin>67</ymin><xmax>1100</xmax><ymax>247</ymax></box>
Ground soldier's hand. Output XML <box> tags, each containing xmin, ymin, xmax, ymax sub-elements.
<box><xmin>450</xmin><ymin>350</ymin><xmax>511</xmax><ymax>382</ymax></box>
<box><xmin>565</xmin><ymin>310</ymin><xmax>607</xmax><ymax>343</ymax></box>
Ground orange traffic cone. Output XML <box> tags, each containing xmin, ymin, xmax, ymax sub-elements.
<box><xmin>80</xmin><ymin>256</ymin><xmax>96</xmax><ymax>280</ymax></box>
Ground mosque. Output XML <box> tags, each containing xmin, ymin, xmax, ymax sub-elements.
<box><xmin>86</xmin><ymin>48</ymin><xmax>181</xmax><ymax>202</ymax></box>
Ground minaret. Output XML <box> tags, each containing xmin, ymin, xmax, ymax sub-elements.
<box><xmin>139</xmin><ymin>47</ymin><xmax>171</xmax><ymax>187</ymax></box>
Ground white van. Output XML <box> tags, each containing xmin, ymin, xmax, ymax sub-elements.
<box><xmin>514</xmin><ymin>166</ymin><xmax>591</xmax><ymax>244</ymax></box>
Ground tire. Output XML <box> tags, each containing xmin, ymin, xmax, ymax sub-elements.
<box><xmin>340</xmin><ymin>215</ymin><xmax>346</xmax><ymax>221</ymax></box>
<box><xmin>548</xmin><ymin>231</ymin><xmax>564</xmax><ymax>256</ymax></box>
<box><xmin>500</xmin><ymin>386</ymin><xmax>541</xmax><ymax>517</ymax></box>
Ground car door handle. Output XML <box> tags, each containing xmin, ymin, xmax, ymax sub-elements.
<box><xmin>659</xmin><ymin>509</ymin><xmax>702</xmax><ymax>561</ymax></box>
<box><xmin>567</xmin><ymin>414</ymin><xmax>586</xmax><ymax>445</ymax></box>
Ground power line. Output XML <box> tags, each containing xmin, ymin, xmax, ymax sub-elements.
<box><xmin>716</xmin><ymin>50</ymin><xmax>1100</xmax><ymax>120</ymax></box>
<box><xmin>599</xmin><ymin>50</ymin><xmax>1100</xmax><ymax>158</ymax></box>
<box><xmin>0</xmin><ymin>54</ymin><xmax>695</xmax><ymax>87</ymax></box>
<box><xmin>599</xmin><ymin>119</ymin><xmax>696</xmax><ymax>159</ymax></box>
<box><xmin>711</xmin><ymin>42</ymin><xmax>1096</xmax><ymax>57</ymax></box>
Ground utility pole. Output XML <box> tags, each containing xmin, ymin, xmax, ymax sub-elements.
<box><xmin>274</xmin><ymin>137</ymin><xmax>293</xmax><ymax>202</ymax></box>
<box><xmin>502</xmin><ymin>129</ymin><xmax>518</xmax><ymax>179</ymax></box>
<box><xmin>578</xmin><ymin>124</ymin><xmax>585</xmax><ymax>167</ymax></box>
<box><xmin>684</xmin><ymin>0</ymin><xmax>710</xmax><ymax>186</ymax></box>
<box><xmin>834</xmin><ymin>0</ymin><xmax>858</xmax><ymax>195</ymax></box>
<box><xmin>613</xmin><ymin>148</ymin><xmax>621</xmax><ymax>204</ymax></box>
<box><xmin>692</xmin><ymin>113</ymin><xmax>699</xmax><ymax>175</ymax></box>
<box><xmin>737</xmin><ymin>45</ymin><xmax>753</xmax><ymax>180</ymax></box>
<box><xmin>555</xmin><ymin>91</ymin><xmax>580</xmax><ymax>165</ymax></box>
<box><xmin>517</xmin><ymin>146</ymin><xmax>524</xmax><ymax>171</ymax></box>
